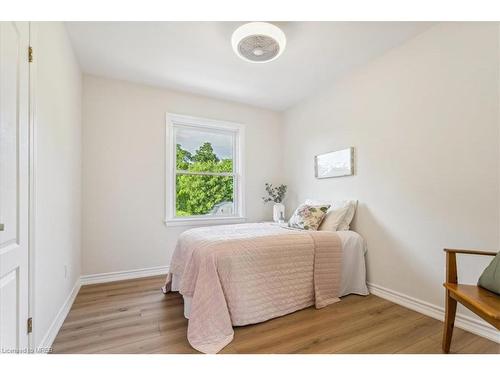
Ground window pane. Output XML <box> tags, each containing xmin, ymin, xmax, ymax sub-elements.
<box><xmin>176</xmin><ymin>174</ymin><xmax>234</xmax><ymax>216</ymax></box>
<box><xmin>175</xmin><ymin>127</ymin><xmax>233</xmax><ymax>172</ymax></box>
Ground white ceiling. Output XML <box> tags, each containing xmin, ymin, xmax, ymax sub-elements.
<box><xmin>66</xmin><ymin>22</ymin><xmax>434</xmax><ymax>111</ymax></box>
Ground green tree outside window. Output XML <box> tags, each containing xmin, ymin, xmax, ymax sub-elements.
<box><xmin>175</xmin><ymin>142</ymin><xmax>234</xmax><ymax>216</ymax></box>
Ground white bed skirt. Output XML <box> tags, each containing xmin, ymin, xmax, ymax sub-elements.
<box><xmin>171</xmin><ymin>230</ymin><xmax>369</xmax><ymax>320</ymax></box>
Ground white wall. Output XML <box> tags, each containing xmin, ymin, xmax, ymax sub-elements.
<box><xmin>33</xmin><ymin>22</ymin><xmax>82</xmax><ymax>347</ymax></box>
<box><xmin>82</xmin><ymin>76</ymin><xmax>283</xmax><ymax>275</ymax></box>
<box><xmin>283</xmin><ymin>23</ymin><xmax>499</xmax><ymax>320</ymax></box>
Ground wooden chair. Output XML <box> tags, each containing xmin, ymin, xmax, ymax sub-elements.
<box><xmin>442</xmin><ymin>248</ymin><xmax>500</xmax><ymax>353</ymax></box>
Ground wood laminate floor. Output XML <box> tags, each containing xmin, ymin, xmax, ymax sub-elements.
<box><xmin>51</xmin><ymin>276</ymin><xmax>499</xmax><ymax>354</ymax></box>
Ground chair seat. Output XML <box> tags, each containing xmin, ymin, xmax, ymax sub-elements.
<box><xmin>444</xmin><ymin>283</ymin><xmax>500</xmax><ymax>320</ymax></box>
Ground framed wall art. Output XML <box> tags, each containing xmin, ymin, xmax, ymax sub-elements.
<box><xmin>315</xmin><ymin>147</ymin><xmax>354</xmax><ymax>179</ymax></box>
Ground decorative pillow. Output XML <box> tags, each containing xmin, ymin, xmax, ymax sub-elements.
<box><xmin>305</xmin><ymin>199</ymin><xmax>358</xmax><ymax>231</ymax></box>
<box><xmin>288</xmin><ymin>203</ymin><xmax>330</xmax><ymax>231</ymax></box>
<box><xmin>316</xmin><ymin>205</ymin><xmax>351</xmax><ymax>231</ymax></box>
<box><xmin>478</xmin><ymin>252</ymin><xmax>500</xmax><ymax>295</ymax></box>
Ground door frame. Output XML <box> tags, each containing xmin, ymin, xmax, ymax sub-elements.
<box><xmin>27</xmin><ymin>21</ymin><xmax>37</xmax><ymax>352</ymax></box>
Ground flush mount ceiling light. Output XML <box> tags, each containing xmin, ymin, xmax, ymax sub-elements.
<box><xmin>231</xmin><ymin>22</ymin><xmax>286</xmax><ymax>63</ymax></box>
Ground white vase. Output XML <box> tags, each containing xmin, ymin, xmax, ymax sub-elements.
<box><xmin>273</xmin><ymin>203</ymin><xmax>285</xmax><ymax>222</ymax></box>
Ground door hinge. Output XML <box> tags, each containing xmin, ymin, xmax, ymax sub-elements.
<box><xmin>28</xmin><ymin>46</ymin><xmax>33</xmax><ymax>63</ymax></box>
<box><xmin>27</xmin><ymin>317</ymin><xmax>32</xmax><ymax>334</ymax></box>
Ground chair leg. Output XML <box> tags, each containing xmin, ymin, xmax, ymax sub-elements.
<box><xmin>442</xmin><ymin>291</ymin><xmax>457</xmax><ymax>353</ymax></box>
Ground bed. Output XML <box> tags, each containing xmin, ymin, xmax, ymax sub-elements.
<box><xmin>163</xmin><ymin>222</ymin><xmax>368</xmax><ymax>353</ymax></box>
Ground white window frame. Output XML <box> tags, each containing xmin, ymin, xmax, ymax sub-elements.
<box><xmin>165</xmin><ymin>113</ymin><xmax>246</xmax><ymax>227</ymax></box>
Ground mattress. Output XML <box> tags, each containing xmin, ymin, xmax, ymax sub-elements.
<box><xmin>171</xmin><ymin>230</ymin><xmax>368</xmax><ymax>319</ymax></box>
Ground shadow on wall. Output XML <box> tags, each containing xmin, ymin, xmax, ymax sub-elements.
<box><xmin>353</xmin><ymin>203</ymin><xmax>438</xmax><ymax>299</ymax></box>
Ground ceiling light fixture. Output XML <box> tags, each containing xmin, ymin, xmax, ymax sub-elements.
<box><xmin>231</xmin><ymin>22</ymin><xmax>286</xmax><ymax>63</ymax></box>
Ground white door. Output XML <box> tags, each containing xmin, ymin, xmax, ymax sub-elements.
<box><xmin>0</xmin><ymin>21</ymin><xmax>30</xmax><ymax>353</ymax></box>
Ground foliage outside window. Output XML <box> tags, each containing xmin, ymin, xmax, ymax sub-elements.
<box><xmin>171</xmin><ymin>119</ymin><xmax>241</xmax><ymax>219</ymax></box>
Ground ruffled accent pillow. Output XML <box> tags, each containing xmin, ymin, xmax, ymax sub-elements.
<box><xmin>288</xmin><ymin>203</ymin><xmax>331</xmax><ymax>231</ymax></box>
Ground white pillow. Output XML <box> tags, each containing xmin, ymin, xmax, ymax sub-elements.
<box><xmin>305</xmin><ymin>199</ymin><xmax>358</xmax><ymax>231</ymax></box>
<box><xmin>335</xmin><ymin>200</ymin><xmax>358</xmax><ymax>231</ymax></box>
<box><xmin>317</xmin><ymin>204</ymin><xmax>350</xmax><ymax>231</ymax></box>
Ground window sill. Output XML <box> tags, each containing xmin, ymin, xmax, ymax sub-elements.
<box><xmin>164</xmin><ymin>216</ymin><xmax>247</xmax><ymax>227</ymax></box>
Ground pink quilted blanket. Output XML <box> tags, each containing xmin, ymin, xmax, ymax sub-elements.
<box><xmin>163</xmin><ymin>223</ymin><xmax>342</xmax><ymax>353</ymax></box>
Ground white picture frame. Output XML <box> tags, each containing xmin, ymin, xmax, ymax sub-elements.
<box><xmin>315</xmin><ymin>147</ymin><xmax>354</xmax><ymax>179</ymax></box>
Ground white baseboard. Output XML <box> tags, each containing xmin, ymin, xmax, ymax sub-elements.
<box><xmin>80</xmin><ymin>265</ymin><xmax>169</xmax><ymax>285</ymax></box>
<box><xmin>38</xmin><ymin>278</ymin><xmax>81</xmax><ymax>351</ymax></box>
<box><xmin>368</xmin><ymin>283</ymin><xmax>499</xmax><ymax>343</ymax></box>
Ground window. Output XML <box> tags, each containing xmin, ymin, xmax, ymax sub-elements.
<box><xmin>165</xmin><ymin>113</ymin><xmax>245</xmax><ymax>226</ymax></box>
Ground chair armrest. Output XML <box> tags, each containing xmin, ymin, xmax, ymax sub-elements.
<box><xmin>444</xmin><ymin>249</ymin><xmax>497</xmax><ymax>257</ymax></box>
<box><xmin>443</xmin><ymin>249</ymin><xmax>497</xmax><ymax>285</ymax></box>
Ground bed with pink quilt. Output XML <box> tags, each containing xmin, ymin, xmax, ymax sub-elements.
<box><xmin>162</xmin><ymin>222</ymin><xmax>368</xmax><ymax>353</ymax></box>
